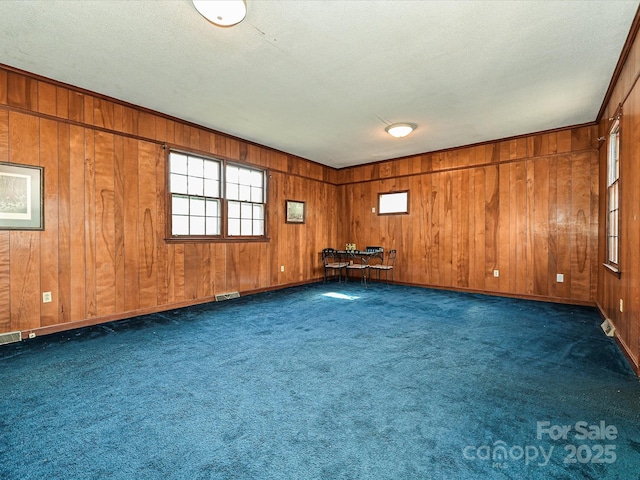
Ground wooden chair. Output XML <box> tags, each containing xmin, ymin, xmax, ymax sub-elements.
<box><xmin>370</xmin><ymin>249</ymin><xmax>396</xmax><ymax>283</ymax></box>
<box><xmin>322</xmin><ymin>248</ymin><xmax>348</xmax><ymax>282</ymax></box>
<box><xmin>346</xmin><ymin>251</ymin><xmax>370</xmax><ymax>285</ymax></box>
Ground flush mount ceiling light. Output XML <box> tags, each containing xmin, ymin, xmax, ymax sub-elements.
<box><xmin>193</xmin><ymin>0</ymin><xmax>247</xmax><ymax>27</ymax></box>
<box><xmin>385</xmin><ymin>123</ymin><xmax>416</xmax><ymax>138</ymax></box>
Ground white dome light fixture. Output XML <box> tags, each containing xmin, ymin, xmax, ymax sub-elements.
<box><xmin>193</xmin><ymin>0</ymin><xmax>247</xmax><ymax>27</ymax></box>
<box><xmin>385</xmin><ymin>123</ymin><xmax>416</xmax><ymax>138</ymax></box>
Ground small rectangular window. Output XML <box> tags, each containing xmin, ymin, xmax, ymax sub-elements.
<box><xmin>378</xmin><ymin>191</ymin><xmax>409</xmax><ymax>215</ymax></box>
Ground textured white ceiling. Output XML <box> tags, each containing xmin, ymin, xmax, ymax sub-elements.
<box><xmin>0</xmin><ymin>0</ymin><xmax>638</xmax><ymax>168</ymax></box>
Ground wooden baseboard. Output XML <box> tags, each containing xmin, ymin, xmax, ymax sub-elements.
<box><xmin>390</xmin><ymin>280</ymin><xmax>596</xmax><ymax>307</ymax></box>
<box><xmin>22</xmin><ymin>279</ymin><xmax>624</xmax><ymax>367</ymax></box>
<box><xmin>21</xmin><ymin>279</ymin><xmax>324</xmax><ymax>339</ymax></box>
<box><xmin>595</xmin><ymin>301</ymin><xmax>640</xmax><ymax>377</ymax></box>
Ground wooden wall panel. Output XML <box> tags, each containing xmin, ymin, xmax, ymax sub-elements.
<box><xmin>441</xmin><ymin>171</ymin><xmax>453</xmax><ymax>287</ymax></box>
<box><xmin>7</xmin><ymin>72</ymin><xmax>37</xmax><ymax>111</ymax></box>
<box><xmin>172</xmin><ymin>244</ymin><xmax>186</xmax><ymax>303</ymax></box>
<box><xmin>40</xmin><ymin>118</ymin><xmax>59</xmax><ymax>326</ymax></box>
<box><xmin>597</xmin><ymin>16</ymin><xmax>640</xmax><ymax>372</ymax></box>
<box><xmin>0</xmin><ymin>61</ymin><xmax>7</xmax><ymax>327</ymax></box>
<box><xmin>525</xmin><ymin>159</ymin><xmax>535</xmax><ymax>295</ymax></box>
<box><xmin>455</xmin><ymin>169</ymin><xmax>470</xmax><ymax>288</ymax></box>
<box><xmin>0</xmin><ymin>233</ymin><xmax>9</xmax><ymax>331</ymax></box>
<box><xmin>485</xmin><ymin>165</ymin><xmax>499</xmax><ymax>292</ymax></box>
<box><xmin>547</xmin><ymin>157</ymin><xmax>559</xmax><ymax>298</ymax></box>
<box><xmin>0</xmin><ymin>70</ymin><xmax>7</xmax><ymax>106</ymax></box>
<box><xmin>0</xmin><ymin>109</ymin><xmax>8</xmax><ymax>164</ymax></box>
<box><xmin>473</xmin><ymin>167</ymin><xmax>486</xmax><ymax>291</ymax></box>
<box><xmin>84</xmin><ymin>129</ymin><xmax>97</xmax><ymax>318</ymax></box>
<box><xmin>514</xmin><ymin>162</ymin><xmax>528</xmax><ymax>295</ymax></box>
<box><xmin>624</xmin><ymin>90</ymin><xmax>640</xmax><ymax>363</ymax></box>
<box><xmin>589</xmin><ymin>151</ymin><xmax>599</xmax><ymax>302</ymax></box>
<box><xmin>497</xmin><ymin>163</ymin><xmax>511</xmax><ymax>293</ymax></box>
<box><xmin>555</xmin><ymin>156</ymin><xmax>573</xmax><ymax>300</ymax></box>
<box><xmin>8</xmin><ymin>112</ymin><xmax>40</xmax><ymax>331</ymax></box>
<box><xmin>55</xmin><ymin>86</ymin><xmax>69</xmax><ymax>120</ymax></box>
<box><xmin>113</xmin><ymin>136</ymin><xmax>125</xmax><ymax>312</ymax></box>
<box><xmin>57</xmin><ymin>123</ymin><xmax>71</xmax><ymax>325</ymax></box>
<box><xmin>94</xmin><ymin>132</ymin><xmax>116</xmax><ymax>316</ymax></box>
<box><xmin>37</xmin><ymin>81</ymin><xmax>57</xmax><ymax>116</ymax></box>
<box><xmin>570</xmin><ymin>153</ymin><xmax>591</xmax><ymax>301</ymax></box>
<box><xmin>9</xmin><ymin>232</ymin><xmax>40</xmax><ymax>330</ymax></box>
<box><xmin>155</xmin><ymin>145</ymin><xmax>168</xmax><ymax>306</ymax></box>
<box><xmin>137</xmin><ymin>141</ymin><xmax>158</xmax><ymax>309</ymax></box>
<box><xmin>0</xmin><ymin>63</ymin><xmax>603</xmax><ymax>342</ymax></box>
<box><xmin>69</xmin><ymin>92</ymin><xmax>84</xmax><ymax>124</ymax></box>
<box><xmin>83</xmin><ymin>95</ymin><xmax>94</xmax><ymax>126</ymax></box>
<box><xmin>533</xmin><ymin>158</ymin><xmax>549</xmax><ymax>297</ymax></box>
<box><xmin>123</xmin><ymin>138</ymin><xmax>140</xmax><ymax>312</ymax></box>
<box><xmin>69</xmin><ymin>125</ymin><xmax>86</xmax><ymax>322</ymax></box>
<box><xmin>1</xmin><ymin>66</ymin><xmax>339</xmax><ymax>336</ymax></box>
<box><xmin>507</xmin><ymin>163</ymin><xmax>518</xmax><ymax>293</ymax></box>
<box><xmin>183</xmin><ymin>243</ymin><xmax>201</xmax><ymax>300</ymax></box>
<box><xmin>337</xmin><ymin>126</ymin><xmax>598</xmax><ymax>304</ymax></box>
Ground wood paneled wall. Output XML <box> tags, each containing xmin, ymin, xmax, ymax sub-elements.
<box><xmin>337</xmin><ymin>126</ymin><xmax>599</xmax><ymax>304</ymax></box>
<box><xmin>0</xmin><ymin>64</ymin><xmax>608</xmax><ymax>346</ymax></box>
<box><xmin>597</xmin><ymin>17</ymin><xmax>640</xmax><ymax>373</ymax></box>
<box><xmin>0</xmin><ymin>66</ymin><xmax>338</xmax><ymax>336</ymax></box>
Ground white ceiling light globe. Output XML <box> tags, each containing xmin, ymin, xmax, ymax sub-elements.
<box><xmin>193</xmin><ymin>0</ymin><xmax>247</xmax><ymax>27</ymax></box>
<box><xmin>385</xmin><ymin>123</ymin><xmax>416</xmax><ymax>138</ymax></box>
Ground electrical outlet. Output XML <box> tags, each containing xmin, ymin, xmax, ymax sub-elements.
<box><xmin>28</xmin><ymin>332</ymin><xmax>36</xmax><ymax>339</ymax></box>
<box><xmin>42</xmin><ymin>292</ymin><xmax>52</xmax><ymax>303</ymax></box>
<box><xmin>493</xmin><ymin>270</ymin><xmax>499</xmax><ymax>278</ymax></box>
<box><xmin>557</xmin><ymin>273</ymin><xmax>564</xmax><ymax>283</ymax></box>
<box><xmin>620</xmin><ymin>299</ymin><xmax>624</xmax><ymax>313</ymax></box>
<box><xmin>371</xmin><ymin>207</ymin><xmax>376</xmax><ymax>213</ymax></box>
<box><xmin>280</xmin><ymin>265</ymin><xmax>285</xmax><ymax>272</ymax></box>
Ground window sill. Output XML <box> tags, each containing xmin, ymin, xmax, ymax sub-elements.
<box><xmin>603</xmin><ymin>263</ymin><xmax>621</xmax><ymax>278</ymax></box>
<box><xmin>165</xmin><ymin>237</ymin><xmax>270</xmax><ymax>244</ymax></box>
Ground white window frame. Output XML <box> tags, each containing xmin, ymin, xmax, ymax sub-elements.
<box><xmin>225</xmin><ymin>163</ymin><xmax>266</xmax><ymax>237</ymax></box>
<box><xmin>606</xmin><ymin>117</ymin><xmax>620</xmax><ymax>271</ymax></box>
<box><xmin>168</xmin><ymin>150</ymin><xmax>267</xmax><ymax>241</ymax></box>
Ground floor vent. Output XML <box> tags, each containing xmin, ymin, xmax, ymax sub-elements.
<box><xmin>215</xmin><ymin>291</ymin><xmax>240</xmax><ymax>302</ymax></box>
<box><xmin>601</xmin><ymin>319</ymin><xmax>616</xmax><ymax>337</ymax></box>
<box><xmin>0</xmin><ymin>331</ymin><xmax>22</xmax><ymax>346</ymax></box>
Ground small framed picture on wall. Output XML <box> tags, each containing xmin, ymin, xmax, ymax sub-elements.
<box><xmin>285</xmin><ymin>200</ymin><xmax>305</xmax><ymax>224</ymax></box>
<box><xmin>0</xmin><ymin>162</ymin><xmax>44</xmax><ymax>230</ymax></box>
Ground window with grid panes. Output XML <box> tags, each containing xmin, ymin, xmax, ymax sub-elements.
<box><xmin>225</xmin><ymin>164</ymin><xmax>265</xmax><ymax>236</ymax></box>
<box><xmin>606</xmin><ymin>118</ymin><xmax>620</xmax><ymax>269</ymax></box>
<box><xmin>168</xmin><ymin>151</ymin><xmax>266</xmax><ymax>240</ymax></box>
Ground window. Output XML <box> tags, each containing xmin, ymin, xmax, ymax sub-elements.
<box><xmin>378</xmin><ymin>191</ymin><xmax>409</xmax><ymax>215</ymax></box>
<box><xmin>226</xmin><ymin>164</ymin><xmax>265</xmax><ymax>236</ymax></box>
<box><xmin>169</xmin><ymin>151</ymin><xmax>266</xmax><ymax>240</ymax></box>
<box><xmin>606</xmin><ymin>118</ymin><xmax>620</xmax><ymax>269</ymax></box>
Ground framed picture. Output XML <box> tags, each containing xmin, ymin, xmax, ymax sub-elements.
<box><xmin>0</xmin><ymin>162</ymin><xmax>44</xmax><ymax>230</ymax></box>
<box><xmin>285</xmin><ymin>200</ymin><xmax>305</xmax><ymax>224</ymax></box>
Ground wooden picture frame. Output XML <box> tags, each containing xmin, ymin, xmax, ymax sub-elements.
<box><xmin>285</xmin><ymin>200</ymin><xmax>305</xmax><ymax>224</ymax></box>
<box><xmin>0</xmin><ymin>162</ymin><xmax>44</xmax><ymax>230</ymax></box>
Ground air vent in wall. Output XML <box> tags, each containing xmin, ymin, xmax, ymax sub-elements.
<box><xmin>0</xmin><ymin>331</ymin><xmax>22</xmax><ymax>345</ymax></box>
<box><xmin>600</xmin><ymin>319</ymin><xmax>616</xmax><ymax>337</ymax></box>
<box><xmin>215</xmin><ymin>291</ymin><xmax>240</xmax><ymax>301</ymax></box>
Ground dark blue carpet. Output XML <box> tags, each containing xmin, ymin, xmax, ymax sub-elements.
<box><xmin>1</xmin><ymin>283</ymin><xmax>639</xmax><ymax>479</ymax></box>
